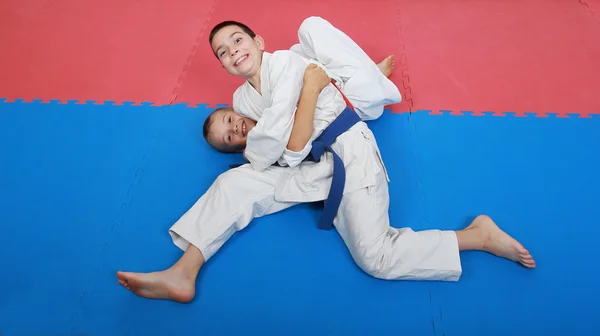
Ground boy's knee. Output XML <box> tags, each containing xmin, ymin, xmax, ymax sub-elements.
<box><xmin>299</xmin><ymin>16</ymin><xmax>327</xmax><ymax>34</ymax></box>
<box><xmin>354</xmin><ymin>257</ymin><xmax>389</xmax><ymax>280</ymax></box>
<box><xmin>348</xmin><ymin>236</ymin><xmax>418</xmax><ymax>281</ymax></box>
<box><xmin>350</xmin><ymin>246</ymin><xmax>390</xmax><ymax>280</ymax></box>
<box><xmin>356</xmin><ymin>106</ymin><xmax>384</xmax><ymax>121</ymax></box>
<box><xmin>214</xmin><ymin>169</ymin><xmax>244</xmax><ymax>191</ymax></box>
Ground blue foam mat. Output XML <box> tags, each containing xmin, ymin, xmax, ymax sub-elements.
<box><xmin>0</xmin><ymin>100</ymin><xmax>598</xmax><ymax>335</ymax></box>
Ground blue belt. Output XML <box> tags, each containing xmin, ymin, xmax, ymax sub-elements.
<box><xmin>306</xmin><ymin>106</ymin><xmax>360</xmax><ymax>230</ymax></box>
<box><xmin>229</xmin><ymin>106</ymin><xmax>360</xmax><ymax>230</ymax></box>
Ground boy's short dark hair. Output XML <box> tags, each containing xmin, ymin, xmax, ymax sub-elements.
<box><xmin>202</xmin><ymin>111</ymin><xmax>216</xmax><ymax>140</ymax></box>
<box><xmin>209</xmin><ymin>20</ymin><xmax>256</xmax><ymax>56</ymax></box>
<box><xmin>202</xmin><ymin>107</ymin><xmax>236</xmax><ymax>153</ymax></box>
<box><xmin>202</xmin><ymin>107</ymin><xmax>227</xmax><ymax>140</ymax></box>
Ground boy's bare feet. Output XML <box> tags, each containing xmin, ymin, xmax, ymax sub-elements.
<box><xmin>117</xmin><ymin>267</ymin><xmax>196</xmax><ymax>303</ymax></box>
<box><xmin>117</xmin><ymin>245</ymin><xmax>205</xmax><ymax>303</ymax></box>
<box><xmin>377</xmin><ymin>55</ymin><xmax>395</xmax><ymax>77</ymax></box>
<box><xmin>458</xmin><ymin>215</ymin><xmax>536</xmax><ymax>268</ymax></box>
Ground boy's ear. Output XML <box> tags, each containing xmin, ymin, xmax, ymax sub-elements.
<box><xmin>254</xmin><ymin>35</ymin><xmax>265</xmax><ymax>51</ymax></box>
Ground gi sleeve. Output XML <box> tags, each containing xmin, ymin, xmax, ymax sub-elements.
<box><xmin>244</xmin><ymin>51</ymin><xmax>307</xmax><ymax>172</ymax></box>
<box><xmin>279</xmin><ymin>140</ymin><xmax>312</xmax><ymax>167</ymax></box>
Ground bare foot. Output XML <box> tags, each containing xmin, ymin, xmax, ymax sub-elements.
<box><xmin>467</xmin><ymin>215</ymin><xmax>536</xmax><ymax>268</ymax></box>
<box><xmin>117</xmin><ymin>268</ymin><xmax>196</xmax><ymax>303</ymax></box>
<box><xmin>377</xmin><ymin>55</ymin><xmax>395</xmax><ymax>77</ymax></box>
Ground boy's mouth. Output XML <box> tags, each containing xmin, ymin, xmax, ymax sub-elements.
<box><xmin>242</xmin><ymin>120</ymin><xmax>247</xmax><ymax>136</ymax></box>
<box><xmin>234</xmin><ymin>54</ymin><xmax>248</xmax><ymax>67</ymax></box>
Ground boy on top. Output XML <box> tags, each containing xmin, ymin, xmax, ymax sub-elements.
<box><xmin>116</xmin><ymin>17</ymin><xmax>535</xmax><ymax>303</ymax></box>
<box><xmin>204</xmin><ymin>16</ymin><xmax>400</xmax><ymax>165</ymax></box>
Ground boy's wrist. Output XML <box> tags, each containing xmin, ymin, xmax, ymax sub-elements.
<box><xmin>301</xmin><ymin>85</ymin><xmax>321</xmax><ymax>98</ymax></box>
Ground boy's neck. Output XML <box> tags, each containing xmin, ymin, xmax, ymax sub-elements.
<box><xmin>246</xmin><ymin>51</ymin><xmax>264</xmax><ymax>95</ymax></box>
<box><xmin>247</xmin><ymin>72</ymin><xmax>261</xmax><ymax>95</ymax></box>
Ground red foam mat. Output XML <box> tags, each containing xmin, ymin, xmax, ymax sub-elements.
<box><xmin>173</xmin><ymin>0</ymin><xmax>409</xmax><ymax>111</ymax></box>
<box><xmin>174</xmin><ymin>0</ymin><xmax>600</xmax><ymax>116</ymax></box>
<box><xmin>398</xmin><ymin>0</ymin><xmax>600</xmax><ymax>116</ymax></box>
<box><xmin>582</xmin><ymin>0</ymin><xmax>600</xmax><ymax>21</ymax></box>
<box><xmin>0</xmin><ymin>0</ymin><xmax>216</xmax><ymax>105</ymax></box>
<box><xmin>0</xmin><ymin>1</ymin><xmax>49</xmax><ymax>35</ymax></box>
<box><xmin>1</xmin><ymin>0</ymin><xmax>599</xmax><ymax>117</ymax></box>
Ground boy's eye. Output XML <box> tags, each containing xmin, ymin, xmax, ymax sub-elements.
<box><xmin>228</xmin><ymin>117</ymin><xmax>232</xmax><ymax>123</ymax></box>
<box><xmin>235</xmin><ymin>37</ymin><xmax>242</xmax><ymax>43</ymax></box>
<box><xmin>227</xmin><ymin>135</ymin><xmax>231</xmax><ymax>142</ymax></box>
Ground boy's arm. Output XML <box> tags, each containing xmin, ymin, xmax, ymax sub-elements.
<box><xmin>243</xmin><ymin>52</ymin><xmax>307</xmax><ymax>172</ymax></box>
<box><xmin>243</xmin><ymin>62</ymin><xmax>330</xmax><ymax>168</ymax></box>
<box><xmin>286</xmin><ymin>64</ymin><xmax>330</xmax><ymax>152</ymax></box>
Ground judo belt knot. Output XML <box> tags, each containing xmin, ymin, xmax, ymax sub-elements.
<box><xmin>228</xmin><ymin>106</ymin><xmax>360</xmax><ymax>231</ymax></box>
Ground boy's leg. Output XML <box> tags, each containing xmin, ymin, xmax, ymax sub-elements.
<box><xmin>290</xmin><ymin>16</ymin><xmax>402</xmax><ymax>120</ymax></box>
<box><xmin>117</xmin><ymin>164</ymin><xmax>298</xmax><ymax>302</ymax></box>
<box><xmin>333</xmin><ymin>168</ymin><xmax>535</xmax><ymax>281</ymax></box>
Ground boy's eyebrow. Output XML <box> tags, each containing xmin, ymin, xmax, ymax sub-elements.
<box><xmin>215</xmin><ymin>32</ymin><xmax>242</xmax><ymax>53</ymax></box>
<box><xmin>222</xmin><ymin>115</ymin><xmax>228</xmax><ymax>143</ymax></box>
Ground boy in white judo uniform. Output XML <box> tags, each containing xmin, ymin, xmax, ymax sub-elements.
<box><xmin>204</xmin><ymin>16</ymin><xmax>400</xmax><ymax>157</ymax></box>
<box><xmin>117</xmin><ymin>17</ymin><xmax>535</xmax><ymax>303</ymax></box>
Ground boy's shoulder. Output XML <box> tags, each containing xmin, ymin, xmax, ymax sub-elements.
<box><xmin>268</xmin><ymin>49</ymin><xmax>306</xmax><ymax>66</ymax></box>
<box><xmin>264</xmin><ymin>50</ymin><xmax>307</xmax><ymax>81</ymax></box>
<box><xmin>271</xmin><ymin>49</ymin><xmax>298</xmax><ymax>57</ymax></box>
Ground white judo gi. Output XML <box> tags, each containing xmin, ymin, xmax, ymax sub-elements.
<box><xmin>169</xmin><ymin>17</ymin><xmax>462</xmax><ymax>281</ymax></box>
<box><xmin>290</xmin><ymin>16</ymin><xmax>402</xmax><ymax>122</ymax></box>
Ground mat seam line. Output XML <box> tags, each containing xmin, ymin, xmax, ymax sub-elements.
<box><xmin>429</xmin><ymin>283</ymin><xmax>445</xmax><ymax>336</ymax></box>
<box><xmin>579</xmin><ymin>0</ymin><xmax>600</xmax><ymax>25</ymax></box>
<box><xmin>426</xmin><ymin>110</ymin><xmax>598</xmax><ymax>118</ymax></box>
<box><xmin>66</xmin><ymin>105</ymin><xmax>166</xmax><ymax>333</ymax></box>
<box><xmin>394</xmin><ymin>0</ymin><xmax>414</xmax><ymax>113</ymax></box>
<box><xmin>169</xmin><ymin>0</ymin><xmax>219</xmax><ymax>105</ymax></box>
<box><xmin>41</xmin><ymin>0</ymin><xmax>53</xmax><ymax>11</ymax></box>
<box><xmin>2</xmin><ymin>99</ymin><xmax>598</xmax><ymax>118</ymax></box>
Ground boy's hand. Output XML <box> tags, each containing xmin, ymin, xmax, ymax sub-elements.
<box><xmin>303</xmin><ymin>64</ymin><xmax>330</xmax><ymax>94</ymax></box>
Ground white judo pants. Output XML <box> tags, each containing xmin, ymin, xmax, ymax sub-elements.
<box><xmin>169</xmin><ymin>164</ymin><xmax>463</xmax><ymax>282</ymax></box>
<box><xmin>290</xmin><ymin>16</ymin><xmax>403</xmax><ymax>121</ymax></box>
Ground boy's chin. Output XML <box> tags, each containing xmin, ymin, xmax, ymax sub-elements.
<box><xmin>232</xmin><ymin>69</ymin><xmax>251</xmax><ymax>78</ymax></box>
<box><xmin>227</xmin><ymin>70</ymin><xmax>247</xmax><ymax>78</ymax></box>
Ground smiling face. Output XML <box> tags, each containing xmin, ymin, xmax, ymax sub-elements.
<box><xmin>204</xmin><ymin>108</ymin><xmax>257</xmax><ymax>153</ymax></box>
<box><xmin>210</xmin><ymin>23</ymin><xmax>265</xmax><ymax>81</ymax></box>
